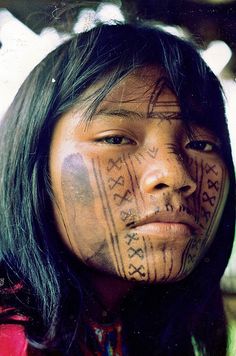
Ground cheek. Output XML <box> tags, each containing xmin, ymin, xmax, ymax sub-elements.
<box><xmin>104</xmin><ymin>155</ymin><xmax>138</xmax><ymax>224</ymax></box>
<box><xmin>54</xmin><ymin>153</ymin><xmax>117</xmax><ymax>273</ymax></box>
<box><xmin>91</xmin><ymin>153</ymin><xmax>141</xmax><ymax>280</ymax></box>
<box><xmin>52</xmin><ymin>150</ymin><xmax>229</xmax><ymax>284</ymax></box>
<box><xmin>198</xmin><ymin>160</ymin><xmax>229</xmax><ymax>241</ymax></box>
<box><xmin>177</xmin><ymin>158</ymin><xmax>229</xmax><ymax>278</ymax></box>
<box><xmin>92</xmin><ymin>153</ymin><xmax>154</xmax><ymax>282</ymax></box>
<box><xmin>191</xmin><ymin>159</ymin><xmax>229</xmax><ymax>235</ymax></box>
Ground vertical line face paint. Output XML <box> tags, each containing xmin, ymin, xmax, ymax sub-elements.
<box><xmin>49</xmin><ymin>67</ymin><xmax>229</xmax><ymax>283</ymax></box>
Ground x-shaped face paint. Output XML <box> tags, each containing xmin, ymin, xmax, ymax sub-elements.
<box><xmin>49</xmin><ymin>67</ymin><xmax>229</xmax><ymax>284</ymax></box>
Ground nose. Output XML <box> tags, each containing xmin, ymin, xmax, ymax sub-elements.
<box><xmin>140</xmin><ymin>156</ymin><xmax>197</xmax><ymax>198</ymax></box>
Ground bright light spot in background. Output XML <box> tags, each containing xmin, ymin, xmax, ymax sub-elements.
<box><xmin>223</xmin><ymin>79</ymin><xmax>236</xmax><ymax>166</ymax></box>
<box><xmin>73</xmin><ymin>2</ymin><xmax>124</xmax><ymax>33</ymax></box>
<box><xmin>158</xmin><ymin>25</ymin><xmax>233</xmax><ymax>77</ymax></box>
<box><xmin>0</xmin><ymin>3</ymin><xmax>124</xmax><ymax>117</ymax></box>
<box><xmin>0</xmin><ymin>9</ymin><xmax>67</xmax><ymax>118</ymax></box>
<box><xmin>220</xmin><ymin>78</ymin><xmax>236</xmax><ymax>291</ymax></box>
<box><xmin>0</xmin><ymin>2</ymin><xmax>125</xmax><ymax>118</ymax></box>
<box><xmin>201</xmin><ymin>40</ymin><xmax>232</xmax><ymax>76</ymax></box>
<box><xmin>96</xmin><ymin>2</ymin><xmax>125</xmax><ymax>24</ymax></box>
<box><xmin>201</xmin><ymin>41</ymin><xmax>236</xmax><ymax>290</ymax></box>
<box><xmin>156</xmin><ymin>24</ymin><xmax>188</xmax><ymax>39</ymax></box>
<box><xmin>73</xmin><ymin>9</ymin><xmax>96</xmax><ymax>33</ymax></box>
<box><xmin>0</xmin><ymin>14</ymin><xmax>234</xmax><ymax>165</ymax></box>
<box><xmin>200</xmin><ymin>41</ymin><xmax>236</xmax><ymax>166</ymax></box>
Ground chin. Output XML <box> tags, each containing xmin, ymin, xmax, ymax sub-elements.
<box><xmin>119</xmin><ymin>256</ymin><xmax>199</xmax><ymax>284</ymax></box>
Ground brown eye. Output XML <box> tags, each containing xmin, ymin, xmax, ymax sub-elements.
<box><xmin>99</xmin><ymin>136</ymin><xmax>135</xmax><ymax>145</ymax></box>
<box><xmin>186</xmin><ymin>140</ymin><xmax>218</xmax><ymax>153</ymax></box>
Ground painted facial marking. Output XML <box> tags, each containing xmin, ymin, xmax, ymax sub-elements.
<box><xmin>120</xmin><ymin>209</ymin><xmax>135</xmax><ymax>223</ymax></box>
<box><xmin>133</xmin><ymin>146</ymin><xmax>159</xmax><ymax>165</ymax></box>
<box><xmin>174</xmin><ymin>159</ymin><xmax>227</xmax><ymax>278</ymax></box>
<box><xmin>99</xmin><ymin>145</ymin><xmax>227</xmax><ymax>282</ymax></box>
<box><xmin>113</xmin><ymin>190</ymin><xmax>133</xmax><ymax>206</ymax></box>
<box><xmin>201</xmin><ymin>207</ymin><xmax>211</xmax><ymax>224</ymax></box>
<box><xmin>50</xmin><ymin>67</ymin><xmax>229</xmax><ymax>285</ymax></box>
<box><xmin>103</xmin><ymin>152</ymin><xmax>150</xmax><ymax>282</ymax></box>
<box><xmin>205</xmin><ymin>163</ymin><xmax>218</xmax><ymax>175</ymax></box>
<box><xmin>125</xmin><ymin>233</ymin><xmax>139</xmax><ymax>245</ymax></box>
<box><xmin>146</xmin><ymin>147</ymin><xmax>158</xmax><ymax>159</ymax></box>
<box><xmin>166</xmin><ymin>143</ymin><xmax>186</xmax><ymax>164</ymax></box>
<box><xmin>91</xmin><ymin>157</ymin><xmax>127</xmax><ymax>278</ymax></box>
<box><xmin>57</xmin><ymin>148</ymin><xmax>227</xmax><ymax>283</ymax></box>
<box><xmin>207</xmin><ymin>179</ymin><xmax>219</xmax><ymax>192</ymax></box>
<box><xmin>128</xmin><ymin>247</ymin><xmax>144</xmax><ymax>259</ymax></box>
<box><xmin>107</xmin><ymin>157</ymin><xmax>123</xmax><ymax>172</ymax></box>
<box><xmin>148</xmin><ymin>83</ymin><xmax>181</xmax><ymax>120</ymax></box>
<box><xmin>202</xmin><ymin>191</ymin><xmax>216</xmax><ymax>207</ymax></box>
<box><xmin>128</xmin><ymin>264</ymin><xmax>146</xmax><ymax>278</ymax></box>
<box><xmin>108</xmin><ymin>176</ymin><xmax>125</xmax><ymax>190</ymax></box>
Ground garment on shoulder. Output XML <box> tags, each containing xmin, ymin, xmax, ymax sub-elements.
<box><xmin>81</xmin><ymin>318</ymin><xmax>128</xmax><ymax>356</ymax></box>
<box><xmin>0</xmin><ymin>306</ymin><xmax>28</xmax><ymax>356</ymax></box>
<box><xmin>0</xmin><ymin>323</ymin><xmax>27</xmax><ymax>356</ymax></box>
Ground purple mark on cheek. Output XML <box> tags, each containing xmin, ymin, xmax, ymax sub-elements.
<box><xmin>62</xmin><ymin>153</ymin><xmax>94</xmax><ymax>206</ymax></box>
<box><xmin>61</xmin><ymin>153</ymin><xmax>116</xmax><ymax>273</ymax></box>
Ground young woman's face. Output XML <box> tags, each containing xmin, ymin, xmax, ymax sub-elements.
<box><xmin>49</xmin><ymin>67</ymin><xmax>229</xmax><ymax>283</ymax></box>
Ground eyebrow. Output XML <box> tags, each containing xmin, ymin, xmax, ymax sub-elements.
<box><xmin>94</xmin><ymin>108</ymin><xmax>182</xmax><ymax>120</ymax></box>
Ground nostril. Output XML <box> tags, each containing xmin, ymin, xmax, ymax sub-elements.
<box><xmin>156</xmin><ymin>183</ymin><xmax>169</xmax><ymax>190</ymax></box>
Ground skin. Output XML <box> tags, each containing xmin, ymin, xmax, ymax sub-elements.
<box><xmin>49</xmin><ymin>67</ymin><xmax>229</xmax><ymax>308</ymax></box>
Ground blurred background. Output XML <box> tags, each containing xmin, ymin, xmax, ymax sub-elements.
<box><xmin>0</xmin><ymin>0</ymin><xmax>235</xmax><ymax>350</ymax></box>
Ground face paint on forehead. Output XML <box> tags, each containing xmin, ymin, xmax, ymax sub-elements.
<box><xmin>49</xmin><ymin>66</ymin><xmax>230</xmax><ymax>286</ymax></box>
<box><xmin>90</xmin><ymin>91</ymin><xmax>181</xmax><ymax>125</ymax></box>
<box><xmin>146</xmin><ymin>79</ymin><xmax>181</xmax><ymax>121</ymax></box>
<box><xmin>82</xmin><ymin>69</ymin><xmax>181</xmax><ymax>122</ymax></box>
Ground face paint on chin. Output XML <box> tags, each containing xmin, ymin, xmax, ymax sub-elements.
<box><xmin>51</xmin><ymin>140</ymin><xmax>229</xmax><ymax>285</ymax></box>
<box><xmin>167</xmin><ymin>158</ymin><xmax>229</xmax><ymax>280</ymax></box>
<box><xmin>49</xmin><ymin>67</ymin><xmax>229</xmax><ymax>285</ymax></box>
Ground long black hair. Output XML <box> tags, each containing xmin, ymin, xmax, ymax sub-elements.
<box><xmin>0</xmin><ymin>24</ymin><xmax>235</xmax><ymax>355</ymax></box>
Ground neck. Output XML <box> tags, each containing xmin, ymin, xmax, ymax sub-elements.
<box><xmin>82</xmin><ymin>269</ymin><xmax>135</xmax><ymax>323</ymax></box>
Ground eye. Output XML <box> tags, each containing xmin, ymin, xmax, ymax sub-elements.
<box><xmin>186</xmin><ymin>140</ymin><xmax>218</xmax><ymax>153</ymax></box>
<box><xmin>97</xmin><ymin>135</ymin><xmax>136</xmax><ymax>145</ymax></box>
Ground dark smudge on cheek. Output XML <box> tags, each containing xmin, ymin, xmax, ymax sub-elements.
<box><xmin>61</xmin><ymin>153</ymin><xmax>97</xmax><ymax>251</ymax></box>
<box><xmin>62</xmin><ymin>153</ymin><xmax>94</xmax><ymax>206</ymax></box>
<box><xmin>61</xmin><ymin>153</ymin><xmax>116</xmax><ymax>273</ymax></box>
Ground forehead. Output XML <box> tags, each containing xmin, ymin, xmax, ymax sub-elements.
<box><xmin>99</xmin><ymin>66</ymin><xmax>180</xmax><ymax>114</ymax></box>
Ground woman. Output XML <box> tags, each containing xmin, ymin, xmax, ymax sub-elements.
<box><xmin>0</xmin><ymin>23</ymin><xmax>235</xmax><ymax>355</ymax></box>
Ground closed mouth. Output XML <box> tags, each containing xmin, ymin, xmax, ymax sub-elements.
<box><xmin>129</xmin><ymin>210</ymin><xmax>200</xmax><ymax>236</ymax></box>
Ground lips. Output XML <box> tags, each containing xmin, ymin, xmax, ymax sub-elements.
<box><xmin>130</xmin><ymin>210</ymin><xmax>201</xmax><ymax>239</ymax></box>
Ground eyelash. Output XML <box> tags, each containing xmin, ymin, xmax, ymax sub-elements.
<box><xmin>96</xmin><ymin>135</ymin><xmax>219</xmax><ymax>154</ymax></box>
<box><xmin>96</xmin><ymin>135</ymin><xmax>136</xmax><ymax>145</ymax></box>
<box><xmin>186</xmin><ymin>140</ymin><xmax>219</xmax><ymax>153</ymax></box>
